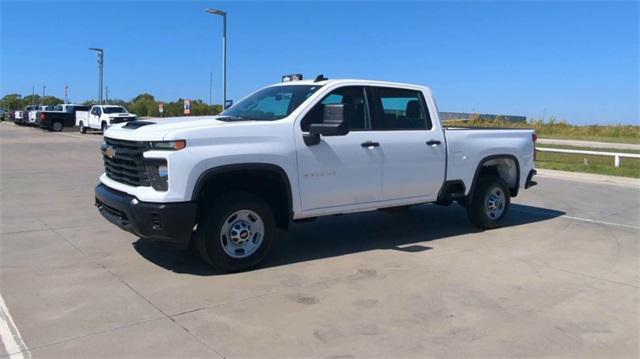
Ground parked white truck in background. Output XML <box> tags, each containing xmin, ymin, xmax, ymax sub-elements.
<box><xmin>76</xmin><ymin>105</ymin><xmax>136</xmax><ymax>133</ymax></box>
<box><xmin>26</xmin><ymin>105</ymin><xmax>54</xmax><ymax>126</ymax></box>
<box><xmin>95</xmin><ymin>76</ymin><xmax>537</xmax><ymax>272</ymax></box>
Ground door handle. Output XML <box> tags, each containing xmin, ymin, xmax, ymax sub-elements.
<box><xmin>426</xmin><ymin>140</ymin><xmax>442</xmax><ymax>146</ymax></box>
<box><xmin>361</xmin><ymin>141</ymin><xmax>380</xmax><ymax>148</ymax></box>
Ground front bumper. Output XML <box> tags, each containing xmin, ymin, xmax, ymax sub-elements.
<box><xmin>95</xmin><ymin>183</ymin><xmax>197</xmax><ymax>249</ymax></box>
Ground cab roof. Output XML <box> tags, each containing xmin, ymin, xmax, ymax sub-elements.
<box><xmin>269</xmin><ymin>78</ymin><xmax>431</xmax><ymax>92</ymax></box>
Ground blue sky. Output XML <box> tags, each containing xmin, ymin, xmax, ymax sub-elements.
<box><xmin>1</xmin><ymin>1</ymin><xmax>638</xmax><ymax>124</ymax></box>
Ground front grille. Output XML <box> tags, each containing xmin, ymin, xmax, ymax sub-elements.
<box><xmin>110</xmin><ymin>117</ymin><xmax>136</xmax><ymax>124</ymax></box>
<box><xmin>102</xmin><ymin>137</ymin><xmax>149</xmax><ymax>187</ymax></box>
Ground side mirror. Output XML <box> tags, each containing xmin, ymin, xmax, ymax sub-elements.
<box><xmin>304</xmin><ymin>104</ymin><xmax>351</xmax><ymax>145</ymax></box>
<box><xmin>309</xmin><ymin>104</ymin><xmax>350</xmax><ymax>136</ymax></box>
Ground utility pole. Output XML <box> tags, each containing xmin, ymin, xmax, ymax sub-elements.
<box><xmin>31</xmin><ymin>85</ymin><xmax>35</xmax><ymax>105</ymax></box>
<box><xmin>106</xmin><ymin>86</ymin><xmax>109</xmax><ymax>104</ymax></box>
<box><xmin>89</xmin><ymin>48</ymin><xmax>104</xmax><ymax>105</ymax></box>
<box><xmin>42</xmin><ymin>85</ymin><xmax>46</xmax><ymax>105</ymax></box>
<box><xmin>205</xmin><ymin>8</ymin><xmax>227</xmax><ymax>108</ymax></box>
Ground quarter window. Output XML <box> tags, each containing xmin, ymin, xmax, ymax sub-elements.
<box><xmin>371</xmin><ymin>87</ymin><xmax>431</xmax><ymax>130</ymax></box>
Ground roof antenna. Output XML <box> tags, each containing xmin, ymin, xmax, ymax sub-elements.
<box><xmin>314</xmin><ymin>74</ymin><xmax>328</xmax><ymax>82</ymax></box>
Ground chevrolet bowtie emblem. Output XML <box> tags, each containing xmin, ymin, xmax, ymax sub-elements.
<box><xmin>105</xmin><ymin>146</ymin><xmax>116</xmax><ymax>159</ymax></box>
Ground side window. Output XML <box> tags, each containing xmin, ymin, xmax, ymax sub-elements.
<box><xmin>371</xmin><ymin>87</ymin><xmax>431</xmax><ymax>130</ymax></box>
<box><xmin>300</xmin><ymin>86</ymin><xmax>369</xmax><ymax>131</ymax></box>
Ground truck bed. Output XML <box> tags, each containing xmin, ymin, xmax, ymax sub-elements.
<box><xmin>444</xmin><ymin>127</ymin><xmax>536</xmax><ymax>193</ymax></box>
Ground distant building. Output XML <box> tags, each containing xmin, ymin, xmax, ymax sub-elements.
<box><xmin>439</xmin><ymin>112</ymin><xmax>527</xmax><ymax>123</ymax></box>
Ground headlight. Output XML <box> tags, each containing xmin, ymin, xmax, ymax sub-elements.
<box><xmin>145</xmin><ymin>159</ymin><xmax>169</xmax><ymax>191</ymax></box>
<box><xmin>147</xmin><ymin>140</ymin><xmax>186</xmax><ymax>151</ymax></box>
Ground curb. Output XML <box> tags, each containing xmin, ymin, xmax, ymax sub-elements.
<box><xmin>537</xmin><ymin>168</ymin><xmax>640</xmax><ymax>187</ymax></box>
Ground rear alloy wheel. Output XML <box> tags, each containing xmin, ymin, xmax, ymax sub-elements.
<box><xmin>196</xmin><ymin>191</ymin><xmax>276</xmax><ymax>272</ymax></box>
<box><xmin>52</xmin><ymin>121</ymin><xmax>63</xmax><ymax>132</ymax></box>
<box><xmin>466</xmin><ymin>175</ymin><xmax>510</xmax><ymax>229</ymax></box>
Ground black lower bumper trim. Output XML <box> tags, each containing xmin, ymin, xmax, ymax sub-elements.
<box><xmin>525</xmin><ymin>169</ymin><xmax>538</xmax><ymax>189</ymax></box>
<box><xmin>95</xmin><ymin>183</ymin><xmax>197</xmax><ymax>249</ymax></box>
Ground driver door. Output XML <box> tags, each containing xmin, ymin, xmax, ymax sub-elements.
<box><xmin>295</xmin><ymin>86</ymin><xmax>383</xmax><ymax>211</ymax></box>
<box><xmin>89</xmin><ymin>107</ymin><xmax>101</xmax><ymax>128</ymax></box>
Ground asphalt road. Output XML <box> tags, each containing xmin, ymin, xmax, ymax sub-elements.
<box><xmin>537</xmin><ymin>138</ymin><xmax>640</xmax><ymax>151</ymax></box>
<box><xmin>1</xmin><ymin>122</ymin><xmax>639</xmax><ymax>358</ymax></box>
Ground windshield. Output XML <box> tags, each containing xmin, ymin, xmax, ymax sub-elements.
<box><xmin>220</xmin><ymin>85</ymin><xmax>322</xmax><ymax>121</ymax></box>
<box><xmin>103</xmin><ymin>107</ymin><xmax>127</xmax><ymax>114</ymax></box>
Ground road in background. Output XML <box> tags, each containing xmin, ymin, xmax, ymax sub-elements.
<box><xmin>1</xmin><ymin>122</ymin><xmax>639</xmax><ymax>358</ymax></box>
<box><xmin>538</xmin><ymin>138</ymin><xmax>640</xmax><ymax>151</ymax></box>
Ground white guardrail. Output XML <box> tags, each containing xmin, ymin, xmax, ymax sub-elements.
<box><xmin>537</xmin><ymin>147</ymin><xmax>640</xmax><ymax>167</ymax></box>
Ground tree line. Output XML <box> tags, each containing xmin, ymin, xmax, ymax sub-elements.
<box><xmin>0</xmin><ymin>93</ymin><xmax>223</xmax><ymax>117</ymax></box>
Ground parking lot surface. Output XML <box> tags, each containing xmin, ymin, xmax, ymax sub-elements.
<box><xmin>1</xmin><ymin>122</ymin><xmax>639</xmax><ymax>358</ymax></box>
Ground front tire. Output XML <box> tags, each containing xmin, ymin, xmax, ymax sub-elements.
<box><xmin>101</xmin><ymin>122</ymin><xmax>107</xmax><ymax>132</ymax></box>
<box><xmin>79</xmin><ymin>122</ymin><xmax>86</xmax><ymax>134</ymax></box>
<box><xmin>466</xmin><ymin>175</ymin><xmax>510</xmax><ymax>229</ymax></box>
<box><xmin>196</xmin><ymin>191</ymin><xmax>276</xmax><ymax>272</ymax></box>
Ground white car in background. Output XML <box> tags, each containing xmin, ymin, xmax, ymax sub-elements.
<box><xmin>76</xmin><ymin>105</ymin><xmax>137</xmax><ymax>133</ymax></box>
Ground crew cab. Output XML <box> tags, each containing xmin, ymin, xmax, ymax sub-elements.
<box><xmin>39</xmin><ymin>104</ymin><xmax>91</xmax><ymax>131</ymax></box>
<box><xmin>76</xmin><ymin>105</ymin><xmax>136</xmax><ymax>133</ymax></box>
<box><xmin>95</xmin><ymin>77</ymin><xmax>537</xmax><ymax>272</ymax></box>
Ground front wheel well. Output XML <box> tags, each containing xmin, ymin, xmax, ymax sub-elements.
<box><xmin>193</xmin><ymin>166</ymin><xmax>292</xmax><ymax>230</ymax></box>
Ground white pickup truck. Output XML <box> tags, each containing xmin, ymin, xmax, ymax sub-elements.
<box><xmin>76</xmin><ymin>105</ymin><xmax>137</xmax><ymax>133</ymax></box>
<box><xmin>95</xmin><ymin>77</ymin><xmax>537</xmax><ymax>272</ymax></box>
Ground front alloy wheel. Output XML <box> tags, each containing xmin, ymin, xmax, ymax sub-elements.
<box><xmin>220</xmin><ymin>209</ymin><xmax>265</xmax><ymax>259</ymax></box>
<box><xmin>196</xmin><ymin>191</ymin><xmax>276</xmax><ymax>272</ymax></box>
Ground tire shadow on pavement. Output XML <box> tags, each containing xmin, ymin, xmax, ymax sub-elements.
<box><xmin>133</xmin><ymin>203</ymin><xmax>565</xmax><ymax>275</ymax></box>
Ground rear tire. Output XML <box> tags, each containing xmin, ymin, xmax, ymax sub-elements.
<box><xmin>79</xmin><ymin>122</ymin><xmax>86</xmax><ymax>134</ymax></box>
<box><xmin>52</xmin><ymin>121</ymin><xmax>63</xmax><ymax>132</ymax></box>
<box><xmin>196</xmin><ymin>191</ymin><xmax>276</xmax><ymax>272</ymax></box>
<box><xmin>466</xmin><ymin>175</ymin><xmax>510</xmax><ymax>229</ymax></box>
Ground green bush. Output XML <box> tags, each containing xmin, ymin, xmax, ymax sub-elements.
<box><xmin>445</xmin><ymin>118</ymin><xmax>640</xmax><ymax>144</ymax></box>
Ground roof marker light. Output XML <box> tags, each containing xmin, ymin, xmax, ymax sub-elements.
<box><xmin>282</xmin><ymin>74</ymin><xmax>303</xmax><ymax>82</ymax></box>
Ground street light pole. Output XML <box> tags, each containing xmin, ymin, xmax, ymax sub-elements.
<box><xmin>89</xmin><ymin>48</ymin><xmax>104</xmax><ymax>105</ymax></box>
<box><xmin>42</xmin><ymin>85</ymin><xmax>46</xmax><ymax>104</ymax></box>
<box><xmin>205</xmin><ymin>8</ymin><xmax>227</xmax><ymax>108</ymax></box>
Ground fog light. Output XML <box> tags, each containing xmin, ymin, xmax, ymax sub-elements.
<box><xmin>158</xmin><ymin>165</ymin><xmax>168</xmax><ymax>178</ymax></box>
<box><xmin>145</xmin><ymin>160</ymin><xmax>168</xmax><ymax>191</ymax></box>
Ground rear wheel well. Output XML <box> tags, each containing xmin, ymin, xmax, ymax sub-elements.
<box><xmin>194</xmin><ymin>167</ymin><xmax>292</xmax><ymax>230</ymax></box>
<box><xmin>471</xmin><ymin>156</ymin><xmax>520</xmax><ymax>199</ymax></box>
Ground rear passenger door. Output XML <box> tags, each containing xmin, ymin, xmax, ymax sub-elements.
<box><xmin>369</xmin><ymin>86</ymin><xmax>446</xmax><ymax>201</ymax></box>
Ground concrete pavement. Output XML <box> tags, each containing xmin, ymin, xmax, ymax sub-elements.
<box><xmin>1</xmin><ymin>122</ymin><xmax>639</xmax><ymax>358</ymax></box>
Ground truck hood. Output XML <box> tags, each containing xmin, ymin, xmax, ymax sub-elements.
<box><xmin>106</xmin><ymin>113</ymin><xmax>136</xmax><ymax>118</ymax></box>
<box><xmin>104</xmin><ymin>115</ymin><xmax>231</xmax><ymax>141</ymax></box>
